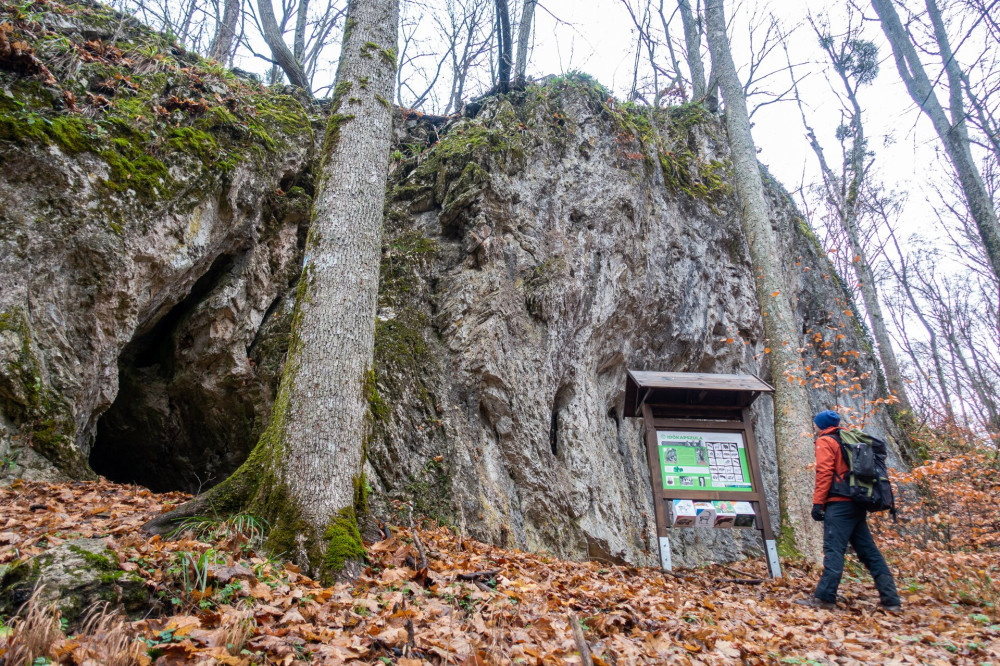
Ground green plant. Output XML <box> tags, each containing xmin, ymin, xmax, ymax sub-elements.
<box><xmin>170</xmin><ymin>513</ymin><xmax>268</xmax><ymax>552</ymax></box>
<box><xmin>143</xmin><ymin>628</ymin><xmax>183</xmax><ymax>660</ymax></box>
<box><xmin>216</xmin><ymin>581</ymin><xmax>245</xmax><ymax>605</ymax></box>
<box><xmin>166</xmin><ymin>548</ymin><xmax>225</xmax><ymax>606</ymax></box>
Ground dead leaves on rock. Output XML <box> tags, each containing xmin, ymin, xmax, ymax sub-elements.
<box><xmin>0</xmin><ymin>21</ymin><xmax>55</xmax><ymax>84</ymax></box>
<box><xmin>158</xmin><ymin>95</ymin><xmax>209</xmax><ymax>115</ymax></box>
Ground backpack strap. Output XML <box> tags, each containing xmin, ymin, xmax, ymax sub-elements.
<box><xmin>826</xmin><ymin>430</ymin><xmax>853</xmax><ymax>499</ymax></box>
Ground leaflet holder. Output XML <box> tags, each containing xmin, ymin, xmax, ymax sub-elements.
<box><xmin>624</xmin><ymin>370</ymin><xmax>781</xmax><ymax>578</ymax></box>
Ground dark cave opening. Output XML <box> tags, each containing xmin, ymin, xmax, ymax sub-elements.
<box><xmin>549</xmin><ymin>385</ymin><xmax>572</xmax><ymax>457</ymax></box>
<box><xmin>89</xmin><ymin>253</ymin><xmax>258</xmax><ymax>493</ymax></box>
<box><xmin>549</xmin><ymin>408</ymin><xmax>559</xmax><ymax>456</ymax></box>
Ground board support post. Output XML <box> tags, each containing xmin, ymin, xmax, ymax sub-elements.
<box><xmin>658</xmin><ymin>536</ymin><xmax>672</xmax><ymax>571</ymax></box>
<box><xmin>764</xmin><ymin>539</ymin><xmax>782</xmax><ymax>578</ymax></box>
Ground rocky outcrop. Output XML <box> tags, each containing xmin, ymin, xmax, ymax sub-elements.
<box><xmin>0</xmin><ymin>538</ymin><xmax>147</xmax><ymax>630</ymax></box>
<box><xmin>1</xmin><ymin>2</ymin><xmax>907</xmax><ymax>569</ymax></box>
<box><xmin>367</xmin><ymin>80</ymin><xmax>909</xmax><ymax>567</ymax></box>
<box><xmin>0</xmin><ymin>0</ymin><xmax>314</xmax><ymax>490</ymax></box>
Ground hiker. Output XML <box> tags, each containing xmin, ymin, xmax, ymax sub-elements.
<box><xmin>796</xmin><ymin>410</ymin><xmax>902</xmax><ymax>612</ymax></box>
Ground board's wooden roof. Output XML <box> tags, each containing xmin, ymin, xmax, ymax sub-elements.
<box><xmin>624</xmin><ymin>370</ymin><xmax>773</xmax><ymax>417</ymax></box>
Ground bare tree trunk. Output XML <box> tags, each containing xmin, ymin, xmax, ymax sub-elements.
<box><xmin>888</xmin><ymin>230</ymin><xmax>956</xmax><ymax>423</ymax></box>
<box><xmin>146</xmin><ymin>0</ymin><xmax>398</xmax><ymax>580</ymax></box>
<box><xmin>677</xmin><ymin>0</ymin><xmax>706</xmax><ymax>100</ymax></box>
<box><xmin>871</xmin><ymin>0</ymin><xmax>1000</xmax><ymax>282</ymax></box>
<box><xmin>704</xmin><ymin>0</ymin><xmax>821</xmax><ymax>561</ymax></box>
<box><xmin>258</xmin><ymin>0</ymin><xmax>311</xmax><ymax>89</ymax></box>
<box><xmin>948</xmin><ymin>328</ymin><xmax>1000</xmax><ymax>432</ymax></box>
<box><xmin>791</xmin><ymin>23</ymin><xmax>915</xmax><ymax>420</ymax></box>
<box><xmin>494</xmin><ymin>0</ymin><xmax>512</xmax><ymax>92</ymax></box>
<box><xmin>209</xmin><ymin>0</ymin><xmax>240</xmax><ymax>62</ymax></box>
<box><xmin>513</xmin><ymin>0</ymin><xmax>535</xmax><ymax>84</ymax></box>
<box><xmin>178</xmin><ymin>0</ymin><xmax>199</xmax><ymax>45</ymax></box>
<box><xmin>293</xmin><ymin>0</ymin><xmax>309</xmax><ymax>62</ymax></box>
<box><xmin>961</xmin><ymin>328</ymin><xmax>1000</xmax><ymax>433</ymax></box>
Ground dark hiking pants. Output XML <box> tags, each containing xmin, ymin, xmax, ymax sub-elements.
<box><xmin>814</xmin><ymin>501</ymin><xmax>901</xmax><ymax>606</ymax></box>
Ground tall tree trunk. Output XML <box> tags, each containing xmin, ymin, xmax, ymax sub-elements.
<box><xmin>513</xmin><ymin>0</ymin><xmax>535</xmax><ymax>84</ymax></box>
<box><xmin>209</xmin><ymin>0</ymin><xmax>240</xmax><ymax>63</ymax></box>
<box><xmin>258</xmin><ymin>0</ymin><xmax>311</xmax><ymax>89</ymax></box>
<box><xmin>494</xmin><ymin>0</ymin><xmax>512</xmax><ymax>92</ymax></box>
<box><xmin>871</xmin><ymin>0</ymin><xmax>1000</xmax><ymax>282</ymax></box>
<box><xmin>845</xmin><ymin>220</ymin><xmax>915</xmax><ymax>416</ymax></box>
<box><xmin>793</xmin><ymin>29</ymin><xmax>916</xmax><ymax>420</ymax></box>
<box><xmin>948</xmin><ymin>329</ymin><xmax>1000</xmax><ymax>433</ymax></box>
<box><xmin>145</xmin><ymin>0</ymin><xmax>399</xmax><ymax>580</ymax></box>
<box><xmin>293</xmin><ymin>0</ymin><xmax>310</xmax><ymax>62</ymax></box>
<box><xmin>676</xmin><ymin>0</ymin><xmax>706</xmax><ymax>100</ymax></box>
<box><xmin>889</xmin><ymin>231</ymin><xmax>956</xmax><ymax>423</ymax></box>
<box><xmin>704</xmin><ymin>0</ymin><xmax>821</xmax><ymax>561</ymax></box>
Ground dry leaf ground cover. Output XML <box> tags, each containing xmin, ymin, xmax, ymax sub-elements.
<box><xmin>0</xmin><ymin>447</ymin><xmax>999</xmax><ymax>665</ymax></box>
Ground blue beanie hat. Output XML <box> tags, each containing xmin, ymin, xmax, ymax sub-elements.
<box><xmin>814</xmin><ymin>410</ymin><xmax>840</xmax><ymax>430</ymax></box>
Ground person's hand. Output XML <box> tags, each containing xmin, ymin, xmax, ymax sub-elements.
<box><xmin>811</xmin><ymin>504</ymin><xmax>825</xmax><ymax>522</ymax></box>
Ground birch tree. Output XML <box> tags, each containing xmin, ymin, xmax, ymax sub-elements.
<box><xmin>146</xmin><ymin>0</ymin><xmax>399</xmax><ymax>580</ymax></box>
<box><xmin>704</xmin><ymin>0</ymin><xmax>821</xmax><ymax>560</ymax></box>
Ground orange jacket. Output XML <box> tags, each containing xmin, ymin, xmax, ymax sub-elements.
<box><xmin>814</xmin><ymin>426</ymin><xmax>851</xmax><ymax>505</ymax></box>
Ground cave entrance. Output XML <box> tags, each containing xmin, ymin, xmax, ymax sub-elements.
<box><xmin>89</xmin><ymin>253</ymin><xmax>266</xmax><ymax>493</ymax></box>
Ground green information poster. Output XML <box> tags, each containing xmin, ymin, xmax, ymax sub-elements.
<box><xmin>656</xmin><ymin>430</ymin><xmax>753</xmax><ymax>492</ymax></box>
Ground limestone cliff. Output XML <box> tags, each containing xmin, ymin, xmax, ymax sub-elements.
<box><xmin>0</xmin><ymin>0</ymin><xmax>315</xmax><ymax>487</ymax></box>
<box><xmin>0</xmin><ymin>3</ymin><xmax>907</xmax><ymax>567</ymax></box>
<box><xmin>369</xmin><ymin>82</ymin><xmax>909</xmax><ymax>567</ymax></box>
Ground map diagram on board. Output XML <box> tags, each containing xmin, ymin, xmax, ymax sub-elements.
<box><xmin>656</xmin><ymin>430</ymin><xmax>753</xmax><ymax>492</ymax></box>
<box><xmin>707</xmin><ymin>441</ymin><xmax>742</xmax><ymax>483</ymax></box>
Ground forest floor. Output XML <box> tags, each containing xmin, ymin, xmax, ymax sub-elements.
<box><xmin>1</xmin><ymin>447</ymin><xmax>999</xmax><ymax>665</ymax></box>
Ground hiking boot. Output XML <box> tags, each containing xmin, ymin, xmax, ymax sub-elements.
<box><xmin>793</xmin><ymin>597</ymin><xmax>837</xmax><ymax>610</ymax></box>
<box><xmin>880</xmin><ymin>603</ymin><xmax>903</xmax><ymax>614</ymax></box>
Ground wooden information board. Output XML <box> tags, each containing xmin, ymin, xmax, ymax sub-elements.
<box><xmin>624</xmin><ymin>370</ymin><xmax>782</xmax><ymax>578</ymax></box>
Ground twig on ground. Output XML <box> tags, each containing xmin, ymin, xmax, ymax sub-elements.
<box><xmin>661</xmin><ymin>568</ymin><xmax>694</xmax><ymax>582</ymax></box>
<box><xmin>568</xmin><ymin>612</ymin><xmax>594</xmax><ymax>666</ymax></box>
<box><xmin>456</xmin><ymin>569</ymin><xmax>499</xmax><ymax>581</ymax></box>
<box><xmin>718</xmin><ymin>564</ymin><xmax>758</xmax><ymax>579</ymax></box>
<box><xmin>713</xmin><ymin>577</ymin><xmax>766</xmax><ymax>585</ymax></box>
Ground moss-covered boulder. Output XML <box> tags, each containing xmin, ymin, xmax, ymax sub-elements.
<box><xmin>0</xmin><ymin>538</ymin><xmax>148</xmax><ymax>630</ymax></box>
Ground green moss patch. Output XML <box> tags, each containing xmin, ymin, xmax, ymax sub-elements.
<box><xmin>322</xmin><ymin>507</ymin><xmax>365</xmax><ymax>575</ymax></box>
<box><xmin>0</xmin><ymin>307</ymin><xmax>92</xmax><ymax>479</ymax></box>
<box><xmin>0</xmin><ymin>0</ymin><xmax>311</xmax><ymax>215</ymax></box>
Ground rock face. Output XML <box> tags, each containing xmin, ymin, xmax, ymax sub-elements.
<box><xmin>0</xmin><ymin>538</ymin><xmax>147</xmax><ymax>630</ymax></box>
<box><xmin>1</xmin><ymin>4</ymin><xmax>907</xmax><ymax>569</ymax></box>
<box><xmin>0</xmin><ymin>0</ymin><xmax>314</xmax><ymax>491</ymax></box>
<box><xmin>368</xmin><ymin>81</ymin><xmax>909</xmax><ymax>567</ymax></box>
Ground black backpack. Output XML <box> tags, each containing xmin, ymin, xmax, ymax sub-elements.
<box><xmin>829</xmin><ymin>429</ymin><xmax>896</xmax><ymax>516</ymax></box>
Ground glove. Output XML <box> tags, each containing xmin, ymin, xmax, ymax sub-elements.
<box><xmin>811</xmin><ymin>504</ymin><xmax>825</xmax><ymax>522</ymax></box>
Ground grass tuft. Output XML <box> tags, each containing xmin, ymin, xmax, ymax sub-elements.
<box><xmin>1</xmin><ymin>586</ymin><xmax>61</xmax><ymax>665</ymax></box>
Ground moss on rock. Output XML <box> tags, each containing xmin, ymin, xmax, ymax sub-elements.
<box><xmin>0</xmin><ymin>308</ymin><xmax>92</xmax><ymax>479</ymax></box>
<box><xmin>0</xmin><ymin>0</ymin><xmax>312</xmax><ymax>212</ymax></box>
<box><xmin>0</xmin><ymin>539</ymin><xmax>149</xmax><ymax>631</ymax></box>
